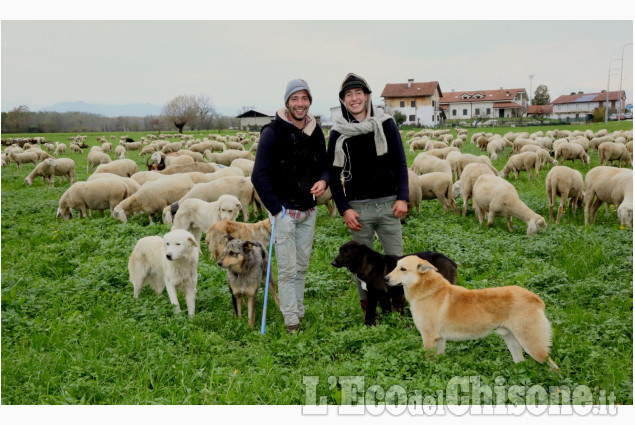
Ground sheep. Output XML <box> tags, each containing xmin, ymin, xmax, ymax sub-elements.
<box><xmin>626</xmin><ymin>140</ymin><xmax>633</xmax><ymax>157</ymax></box>
<box><xmin>165</xmin><ymin>155</ymin><xmax>195</xmax><ymax>167</ymax></box>
<box><xmin>545</xmin><ymin>166</ymin><xmax>585</xmax><ymax>223</ymax></box>
<box><xmin>139</xmin><ymin>145</ymin><xmax>157</xmax><ymax>156</ymax></box>
<box><xmin>159</xmin><ymin>162</ymin><xmax>219</xmax><ymax>175</ymax></box>
<box><xmin>24</xmin><ymin>157</ymin><xmax>75</xmax><ymax>187</ymax></box>
<box><xmin>93</xmin><ymin>158</ymin><xmax>139</xmax><ymax>177</ymax></box>
<box><xmin>44</xmin><ymin>142</ymin><xmax>55</xmax><ymax>153</ymax></box>
<box><xmin>554</xmin><ymin>142</ymin><xmax>590</xmax><ymax>166</ymax></box>
<box><xmin>424</xmin><ymin>140</ymin><xmax>448</xmax><ymax>151</ymax></box>
<box><xmin>501</xmin><ymin>152</ymin><xmax>540</xmax><ymax>180</ymax></box>
<box><xmin>584</xmin><ymin>166</ymin><xmax>633</xmax><ymax>226</ymax></box>
<box><xmin>177</xmin><ymin>175</ymin><xmax>258</xmax><ymax>221</ymax></box>
<box><xmin>226</xmin><ymin>141</ymin><xmax>245</xmax><ymax>151</ymax></box>
<box><xmin>56</xmin><ymin>178</ymin><xmax>129</xmax><ymax>220</ymax></box>
<box><xmin>88</xmin><ymin>172</ymin><xmax>141</xmax><ymax>196</ymax></box>
<box><xmin>130</xmin><ymin>171</ymin><xmax>165</xmax><ymax>186</ymax></box>
<box><xmin>249</xmin><ymin>142</ymin><xmax>259</xmax><ymax>153</ymax></box>
<box><xmin>122</xmin><ymin>141</ymin><xmax>143</xmax><ymax>151</ymax></box>
<box><xmin>101</xmin><ymin>142</ymin><xmax>113</xmax><ymax>153</ymax></box>
<box><xmin>598</xmin><ymin>142</ymin><xmax>632</xmax><ymax>167</ymax></box>
<box><xmin>410</xmin><ymin>154</ymin><xmax>452</xmax><ymax>177</ymax></box>
<box><xmin>519</xmin><ymin>144</ymin><xmax>541</xmax><ymax>153</ymax></box>
<box><xmin>27</xmin><ymin>148</ymin><xmax>53</xmax><ymax>162</ymax></box>
<box><xmin>171</xmin><ymin>195</ymin><xmax>243</xmax><ymax>244</ymax></box>
<box><xmin>487</xmin><ymin>138</ymin><xmax>512</xmax><ymax>161</ymax></box>
<box><xmin>54</xmin><ymin>142</ymin><xmax>67</xmax><ymax>156</ymax></box>
<box><xmin>112</xmin><ymin>174</ymin><xmax>195</xmax><ymax>224</ymax></box>
<box><xmin>204</xmin><ymin>149</ymin><xmax>254</xmax><ymax>166</ymax></box>
<box><xmin>407</xmin><ymin>169</ymin><xmax>422</xmax><ymax>213</ymax></box>
<box><xmin>472</xmin><ymin>174</ymin><xmax>547</xmax><ymax>236</ymax></box>
<box><xmin>161</xmin><ymin>142</ymin><xmax>182</xmax><ymax>154</ymax></box>
<box><xmin>422</xmin><ymin>146</ymin><xmax>460</xmax><ymax>159</ymax></box>
<box><xmin>86</xmin><ymin>149</ymin><xmax>112</xmax><ymax>173</ymax></box>
<box><xmin>454</xmin><ymin>153</ymin><xmax>498</xmax><ymax>179</ymax></box>
<box><xmin>177</xmin><ymin>150</ymin><xmax>206</xmax><ymax>163</ymax></box>
<box><xmin>114</xmin><ymin>144</ymin><xmax>127</xmax><ymax>159</ymax></box>
<box><xmin>453</xmin><ymin>162</ymin><xmax>499</xmax><ymax>216</ymax></box>
<box><xmin>408</xmin><ymin>138</ymin><xmax>429</xmax><ymax>153</ymax></box>
<box><xmin>229</xmin><ymin>158</ymin><xmax>255</xmax><ymax>177</ymax></box>
<box><xmin>8</xmin><ymin>150</ymin><xmax>38</xmax><ymax>169</ymax></box>
<box><xmin>589</xmin><ymin>135</ymin><xmax>614</xmax><ymax>151</ymax></box>
<box><xmin>417</xmin><ymin>172</ymin><xmax>458</xmax><ymax>214</ymax></box>
<box><xmin>535</xmin><ymin>148</ymin><xmax>558</xmax><ymax>169</ymax></box>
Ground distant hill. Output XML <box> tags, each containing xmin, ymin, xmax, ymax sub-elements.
<box><xmin>37</xmin><ymin>101</ymin><xmax>162</xmax><ymax>117</ymax></box>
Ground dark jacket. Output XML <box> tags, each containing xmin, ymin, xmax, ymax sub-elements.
<box><xmin>251</xmin><ymin>109</ymin><xmax>329</xmax><ymax>215</ymax></box>
<box><xmin>327</xmin><ymin>103</ymin><xmax>409</xmax><ymax>216</ymax></box>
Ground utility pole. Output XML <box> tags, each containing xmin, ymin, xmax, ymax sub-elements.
<box><xmin>618</xmin><ymin>42</ymin><xmax>633</xmax><ymax>124</ymax></box>
<box><xmin>606</xmin><ymin>59</ymin><xmax>621</xmax><ymax>125</ymax></box>
<box><xmin>528</xmin><ymin>74</ymin><xmax>534</xmax><ymax>105</ymax></box>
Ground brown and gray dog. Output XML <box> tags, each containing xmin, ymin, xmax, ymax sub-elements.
<box><xmin>217</xmin><ymin>237</ymin><xmax>280</xmax><ymax>329</ymax></box>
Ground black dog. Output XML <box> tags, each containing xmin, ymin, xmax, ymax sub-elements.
<box><xmin>331</xmin><ymin>240</ymin><xmax>458</xmax><ymax>326</ymax></box>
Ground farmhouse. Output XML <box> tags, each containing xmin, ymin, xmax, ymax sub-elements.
<box><xmin>380</xmin><ymin>79</ymin><xmax>444</xmax><ymax>127</ymax></box>
<box><xmin>551</xmin><ymin>90</ymin><xmax>626</xmax><ymax>122</ymax></box>
<box><xmin>440</xmin><ymin>88</ymin><xmax>529</xmax><ymax>121</ymax></box>
<box><xmin>236</xmin><ymin>110</ymin><xmax>273</xmax><ymax>130</ymax></box>
<box><xmin>527</xmin><ymin>104</ymin><xmax>555</xmax><ymax>119</ymax></box>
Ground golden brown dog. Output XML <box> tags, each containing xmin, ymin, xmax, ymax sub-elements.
<box><xmin>205</xmin><ymin>218</ymin><xmax>272</xmax><ymax>261</ymax></box>
<box><xmin>385</xmin><ymin>255</ymin><xmax>559</xmax><ymax>370</ymax></box>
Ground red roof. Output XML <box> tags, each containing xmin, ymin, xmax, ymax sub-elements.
<box><xmin>439</xmin><ymin>88</ymin><xmax>526</xmax><ymax>104</ymax></box>
<box><xmin>527</xmin><ymin>104</ymin><xmax>553</xmax><ymax>114</ymax></box>
<box><xmin>552</xmin><ymin>91</ymin><xmax>624</xmax><ymax>104</ymax></box>
<box><xmin>381</xmin><ymin>81</ymin><xmax>441</xmax><ymax>98</ymax></box>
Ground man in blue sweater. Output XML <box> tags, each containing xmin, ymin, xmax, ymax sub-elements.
<box><xmin>251</xmin><ymin>79</ymin><xmax>328</xmax><ymax>334</ymax></box>
<box><xmin>327</xmin><ymin>73</ymin><xmax>409</xmax><ymax>322</ymax></box>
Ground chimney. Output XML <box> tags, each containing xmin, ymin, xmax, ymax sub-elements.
<box><xmin>408</xmin><ymin>79</ymin><xmax>414</xmax><ymax>88</ymax></box>
<box><xmin>578</xmin><ymin>91</ymin><xmax>583</xmax><ymax>95</ymax></box>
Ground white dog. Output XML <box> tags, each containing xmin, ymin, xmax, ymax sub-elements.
<box><xmin>128</xmin><ymin>229</ymin><xmax>199</xmax><ymax>316</ymax></box>
<box><xmin>171</xmin><ymin>194</ymin><xmax>242</xmax><ymax>243</ymax></box>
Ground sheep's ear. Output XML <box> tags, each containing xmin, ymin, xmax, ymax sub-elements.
<box><xmin>417</xmin><ymin>261</ymin><xmax>437</xmax><ymax>274</ymax></box>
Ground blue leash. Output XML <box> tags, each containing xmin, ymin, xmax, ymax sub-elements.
<box><xmin>261</xmin><ymin>206</ymin><xmax>285</xmax><ymax>334</ymax></box>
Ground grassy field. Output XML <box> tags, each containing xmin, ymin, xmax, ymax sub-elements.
<box><xmin>1</xmin><ymin>122</ymin><xmax>633</xmax><ymax>406</ymax></box>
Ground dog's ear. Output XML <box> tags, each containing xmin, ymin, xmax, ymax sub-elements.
<box><xmin>417</xmin><ymin>261</ymin><xmax>437</xmax><ymax>274</ymax></box>
<box><xmin>225</xmin><ymin>234</ymin><xmax>234</xmax><ymax>241</ymax></box>
<box><xmin>188</xmin><ymin>233</ymin><xmax>199</xmax><ymax>248</ymax></box>
<box><xmin>242</xmin><ymin>241</ymin><xmax>254</xmax><ymax>252</ymax></box>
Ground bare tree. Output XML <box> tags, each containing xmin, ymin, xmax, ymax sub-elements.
<box><xmin>162</xmin><ymin>95</ymin><xmax>200</xmax><ymax>133</ymax></box>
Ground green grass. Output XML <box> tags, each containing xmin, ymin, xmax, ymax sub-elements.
<box><xmin>1</xmin><ymin>123</ymin><xmax>633</xmax><ymax>405</ymax></box>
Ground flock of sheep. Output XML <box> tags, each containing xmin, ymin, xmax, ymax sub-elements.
<box><xmin>1</xmin><ymin>126</ymin><xmax>633</xmax><ymax>247</ymax></box>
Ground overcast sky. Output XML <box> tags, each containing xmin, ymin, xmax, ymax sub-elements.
<box><xmin>1</xmin><ymin>4</ymin><xmax>633</xmax><ymax>120</ymax></box>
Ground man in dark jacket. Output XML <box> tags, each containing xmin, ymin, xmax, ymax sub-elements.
<box><xmin>251</xmin><ymin>79</ymin><xmax>328</xmax><ymax>333</ymax></box>
<box><xmin>327</xmin><ymin>73</ymin><xmax>409</xmax><ymax>319</ymax></box>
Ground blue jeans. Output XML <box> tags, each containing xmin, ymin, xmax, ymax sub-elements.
<box><xmin>273</xmin><ymin>208</ymin><xmax>317</xmax><ymax>326</ymax></box>
<box><xmin>349</xmin><ymin>197</ymin><xmax>403</xmax><ymax>301</ymax></box>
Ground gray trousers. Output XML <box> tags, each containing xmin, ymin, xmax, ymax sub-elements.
<box><xmin>273</xmin><ymin>209</ymin><xmax>317</xmax><ymax>326</ymax></box>
<box><xmin>349</xmin><ymin>197</ymin><xmax>404</xmax><ymax>301</ymax></box>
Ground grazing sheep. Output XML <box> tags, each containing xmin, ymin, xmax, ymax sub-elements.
<box><xmin>8</xmin><ymin>150</ymin><xmax>38</xmax><ymax>169</ymax></box>
<box><xmin>408</xmin><ymin>138</ymin><xmax>428</xmax><ymax>153</ymax></box>
<box><xmin>94</xmin><ymin>158</ymin><xmax>139</xmax><ymax>177</ymax></box>
<box><xmin>177</xmin><ymin>175</ymin><xmax>257</xmax><ymax>221</ymax></box>
<box><xmin>165</xmin><ymin>155</ymin><xmax>195</xmax><ymax>167</ymax></box>
<box><xmin>57</xmin><ymin>178</ymin><xmax>129</xmax><ymax>220</ymax></box>
<box><xmin>472</xmin><ymin>174</ymin><xmax>547</xmax><ymax>235</ymax></box>
<box><xmin>161</xmin><ymin>142</ymin><xmax>183</xmax><ymax>154</ymax></box>
<box><xmin>130</xmin><ymin>171</ymin><xmax>165</xmax><ymax>186</ymax></box>
<box><xmin>453</xmin><ymin>162</ymin><xmax>499</xmax><ymax>216</ymax></box>
<box><xmin>70</xmin><ymin>144</ymin><xmax>83</xmax><ymax>154</ymax></box>
<box><xmin>535</xmin><ymin>148</ymin><xmax>558</xmax><ymax>170</ymax></box>
<box><xmin>487</xmin><ymin>138</ymin><xmax>512</xmax><ymax>161</ymax></box>
<box><xmin>598</xmin><ymin>142</ymin><xmax>632</xmax><ymax>167</ymax></box>
<box><xmin>227</xmin><ymin>141</ymin><xmax>245</xmax><ymax>151</ymax></box>
<box><xmin>128</xmin><ymin>229</ymin><xmax>199</xmax><ymax>316</ymax></box>
<box><xmin>417</xmin><ymin>172</ymin><xmax>458</xmax><ymax>214</ymax></box>
<box><xmin>112</xmin><ymin>174</ymin><xmax>195</xmax><ymax>224</ymax></box>
<box><xmin>24</xmin><ymin>157</ymin><xmax>75</xmax><ymax>187</ymax></box>
<box><xmin>230</xmin><ymin>158</ymin><xmax>255</xmax><ymax>177</ymax></box>
<box><xmin>159</xmin><ymin>162</ymin><xmax>219</xmax><ymax>175</ymax></box>
<box><xmin>410</xmin><ymin>154</ymin><xmax>452</xmax><ymax>177</ymax></box>
<box><xmin>122</xmin><ymin>141</ymin><xmax>143</xmax><ymax>151</ymax></box>
<box><xmin>545</xmin><ymin>166</ymin><xmax>585</xmax><ymax>223</ymax></box>
<box><xmin>87</xmin><ymin>149</ymin><xmax>112</xmax><ymax>173</ymax></box>
<box><xmin>27</xmin><ymin>148</ymin><xmax>53</xmax><ymax>162</ymax></box>
<box><xmin>584</xmin><ymin>166</ymin><xmax>633</xmax><ymax>226</ymax></box>
<box><xmin>205</xmin><ymin>149</ymin><xmax>254</xmax><ymax>166</ymax></box>
<box><xmin>114</xmin><ymin>144</ymin><xmax>127</xmax><ymax>159</ymax></box>
<box><xmin>172</xmin><ymin>194</ymin><xmax>242</xmax><ymax>243</ymax></box>
<box><xmin>454</xmin><ymin>153</ymin><xmax>498</xmax><ymax>179</ymax></box>
<box><xmin>54</xmin><ymin>142</ymin><xmax>67</xmax><ymax>156</ymax></box>
<box><xmin>88</xmin><ymin>172</ymin><xmax>141</xmax><ymax>195</ymax></box>
<box><xmin>407</xmin><ymin>169</ymin><xmax>422</xmax><ymax>213</ymax></box>
<box><xmin>554</xmin><ymin>143</ymin><xmax>590</xmax><ymax>166</ymax></box>
<box><xmin>101</xmin><ymin>142</ymin><xmax>113</xmax><ymax>153</ymax></box>
<box><xmin>177</xmin><ymin>150</ymin><xmax>206</xmax><ymax>163</ymax></box>
<box><xmin>501</xmin><ymin>152</ymin><xmax>539</xmax><ymax>180</ymax></box>
<box><xmin>520</xmin><ymin>144</ymin><xmax>541</xmax><ymax>153</ymax></box>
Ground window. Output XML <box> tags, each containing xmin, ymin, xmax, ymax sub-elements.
<box><xmin>411</xmin><ymin>100</ymin><xmax>416</xmax><ymax>107</ymax></box>
<box><xmin>475</xmin><ymin>108</ymin><xmax>480</xmax><ymax>116</ymax></box>
<box><xmin>452</xmin><ymin>109</ymin><xmax>457</xmax><ymax>116</ymax></box>
<box><xmin>409</xmin><ymin>115</ymin><xmax>415</xmax><ymax>122</ymax></box>
<box><xmin>463</xmin><ymin>109</ymin><xmax>468</xmax><ymax>116</ymax></box>
<box><xmin>432</xmin><ymin>100</ymin><xmax>436</xmax><ymax>107</ymax></box>
<box><xmin>400</xmin><ymin>100</ymin><xmax>405</xmax><ymax>108</ymax></box>
<box><xmin>486</xmin><ymin>108</ymin><xmax>491</xmax><ymax>115</ymax></box>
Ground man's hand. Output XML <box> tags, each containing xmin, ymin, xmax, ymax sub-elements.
<box><xmin>310</xmin><ymin>180</ymin><xmax>327</xmax><ymax>199</ymax></box>
<box><xmin>393</xmin><ymin>200</ymin><xmax>408</xmax><ymax>219</ymax></box>
<box><xmin>343</xmin><ymin>208</ymin><xmax>362</xmax><ymax>231</ymax></box>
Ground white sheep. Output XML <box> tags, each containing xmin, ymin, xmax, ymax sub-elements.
<box><xmin>229</xmin><ymin>158</ymin><xmax>255</xmax><ymax>177</ymax></box>
<box><xmin>454</xmin><ymin>153</ymin><xmax>497</xmax><ymax>179</ymax></box>
<box><xmin>130</xmin><ymin>171</ymin><xmax>165</xmax><ymax>186</ymax></box>
<box><xmin>535</xmin><ymin>148</ymin><xmax>558</xmax><ymax>170</ymax></box>
<box><xmin>159</xmin><ymin>162</ymin><xmax>219</xmax><ymax>175</ymax></box>
<box><xmin>165</xmin><ymin>155</ymin><xmax>195</xmax><ymax>167</ymax></box>
<box><xmin>410</xmin><ymin>154</ymin><xmax>452</xmax><ymax>177</ymax></box>
<box><xmin>114</xmin><ymin>144</ymin><xmax>127</xmax><ymax>159</ymax></box>
<box><xmin>87</xmin><ymin>149</ymin><xmax>112</xmax><ymax>173</ymax></box>
<box><xmin>24</xmin><ymin>157</ymin><xmax>75</xmax><ymax>187</ymax></box>
<box><xmin>453</xmin><ymin>162</ymin><xmax>499</xmax><ymax>216</ymax></box>
<box><xmin>486</xmin><ymin>139</ymin><xmax>511</xmax><ymax>161</ymax></box>
<box><xmin>204</xmin><ymin>149</ymin><xmax>254</xmax><ymax>166</ymax></box>
<box><xmin>57</xmin><ymin>178</ymin><xmax>129</xmax><ymax>220</ymax></box>
<box><xmin>177</xmin><ymin>150</ymin><xmax>206</xmax><ymax>163</ymax></box>
<box><xmin>112</xmin><ymin>174</ymin><xmax>195</xmax><ymax>224</ymax></box>
<box><xmin>226</xmin><ymin>141</ymin><xmax>245</xmax><ymax>151</ymax></box>
<box><xmin>472</xmin><ymin>174</ymin><xmax>547</xmax><ymax>235</ymax></box>
<box><xmin>88</xmin><ymin>172</ymin><xmax>141</xmax><ymax>195</ymax></box>
<box><xmin>8</xmin><ymin>150</ymin><xmax>38</xmax><ymax>169</ymax></box>
<box><xmin>598</xmin><ymin>142</ymin><xmax>632</xmax><ymax>167</ymax></box>
<box><xmin>584</xmin><ymin>166</ymin><xmax>633</xmax><ymax>226</ymax></box>
<box><xmin>545</xmin><ymin>166</ymin><xmax>585</xmax><ymax>223</ymax></box>
<box><xmin>54</xmin><ymin>142</ymin><xmax>67</xmax><ymax>156</ymax></box>
<box><xmin>171</xmin><ymin>194</ymin><xmax>242</xmax><ymax>243</ymax></box>
<box><xmin>93</xmin><ymin>158</ymin><xmax>139</xmax><ymax>177</ymax></box>
<box><xmin>407</xmin><ymin>169</ymin><xmax>422</xmax><ymax>213</ymax></box>
<box><xmin>554</xmin><ymin>143</ymin><xmax>590</xmax><ymax>166</ymax></box>
<box><xmin>501</xmin><ymin>152</ymin><xmax>539</xmax><ymax>181</ymax></box>
<box><xmin>417</xmin><ymin>172</ymin><xmax>458</xmax><ymax>214</ymax></box>
<box><xmin>162</xmin><ymin>142</ymin><xmax>183</xmax><ymax>154</ymax></box>
<box><xmin>177</xmin><ymin>175</ymin><xmax>257</xmax><ymax>221</ymax></box>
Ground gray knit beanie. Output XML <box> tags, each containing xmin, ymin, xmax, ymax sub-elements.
<box><xmin>284</xmin><ymin>79</ymin><xmax>313</xmax><ymax>105</ymax></box>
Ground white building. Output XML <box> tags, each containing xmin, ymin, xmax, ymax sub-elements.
<box><xmin>380</xmin><ymin>79</ymin><xmax>443</xmax><ymax>126</ymax></box>
<box><xmin>440</xmin><ymin>88</ymin><xmax>528</xmax><ymax>121</ymax></box>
